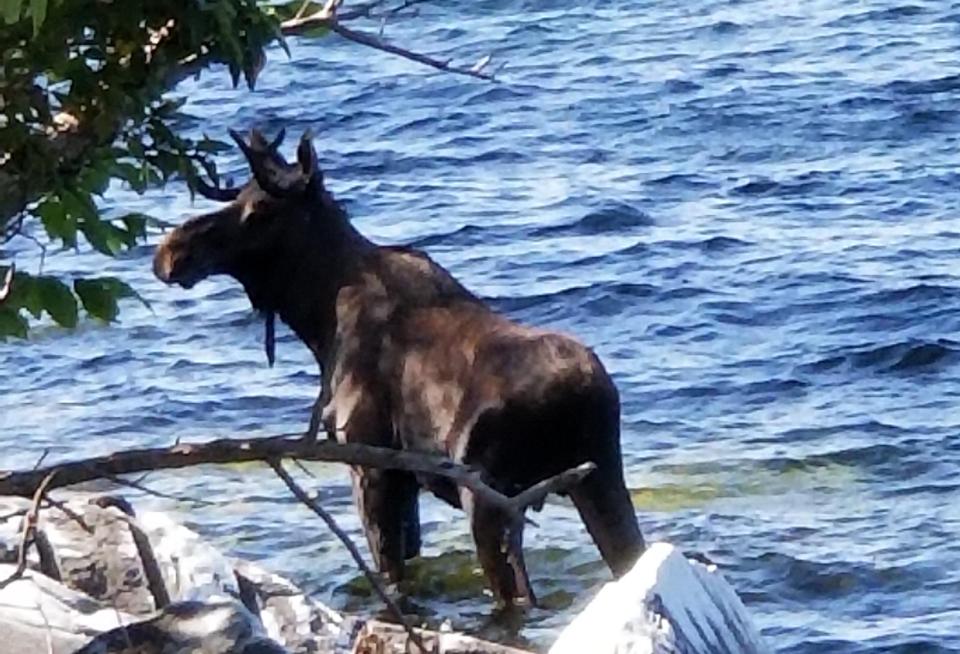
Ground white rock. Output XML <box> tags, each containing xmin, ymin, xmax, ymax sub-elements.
<box><xmin>0</xmin><ymin>566</ymin><xmax>131</xmax><ymax>654</ymax></box>
<box><xmin>549</xmin><ymin>542</ymin><xmax>770</xmax><ymax>654</ymax></box>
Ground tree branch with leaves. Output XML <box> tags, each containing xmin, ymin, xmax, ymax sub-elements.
<box><xmin>0</xmin><ymin>0</ymin><xmax>497</xmax><ymax>338</ymax></box>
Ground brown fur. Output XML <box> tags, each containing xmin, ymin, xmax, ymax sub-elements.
<box><xmin>153</xmin><ymin>130</ymin><xmax>644</xmax><ymax>605</ymax></box>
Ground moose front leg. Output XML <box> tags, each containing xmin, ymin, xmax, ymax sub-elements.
<box><xmin>352</xmin><ymin>467</ymin><xmax>422</xmax><ymax>582</ymax></box>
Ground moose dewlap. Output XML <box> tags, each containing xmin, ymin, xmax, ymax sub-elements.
<box><xmin>153</xmin><ymin>128</ymin><xmax>645</xmax><ymax>606</ymax></box>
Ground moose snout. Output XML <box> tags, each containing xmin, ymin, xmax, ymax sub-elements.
<box><xmin>152</xmin><ymin>240</ymin><xmax>175</xmax><ymax>284</ymax></box>
<box><xmin>153</xmin><ymin>234</ymin><xmax>203</xmax><ymax>288</ymax></box>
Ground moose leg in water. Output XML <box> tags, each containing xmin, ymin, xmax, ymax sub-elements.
<box><xmin>460</xmin><ymin>488</ymin><xmax>535</xmax><ymax>606</ymax></box>
<box><xmin>330</xmin><ymin>382</ymin><xmax>422</xmax><ymax>580</ymax></box>
<box><xmin>351</xmin><ymin>468</ymin><xmax>421</xmax><ymax>580</ymax></box>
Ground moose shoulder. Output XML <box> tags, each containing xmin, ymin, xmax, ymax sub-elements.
<box><xmin>153</xmin><ymin>129</ymin><xmax>644</xmax><ymax>606</ymax></box>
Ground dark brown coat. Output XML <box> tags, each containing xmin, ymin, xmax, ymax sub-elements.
<box><xmin>153</xmin><ymin>130</ymin><xmax>644</xmax><ymax>605</ymax></box>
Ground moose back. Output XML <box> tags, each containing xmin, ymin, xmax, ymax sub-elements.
<box><xmin>153</xmin><ymin>129</ymin><xmax>645</xmax><ymax>605</ymax></box>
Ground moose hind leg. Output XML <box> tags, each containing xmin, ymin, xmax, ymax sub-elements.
<box><xmin>352</xmin><ymin>468</ymin><xmax>421</xmax><ymax>581</ymax></box>
<box><xmin>570</xmin><ymin>463</ymin><xmax>645</xmax><ymax>578</ymax></box>
<box><xmin>462</xmin><ymin>491</ymin><xmax>536</xmax><ymax>607</ymax></box>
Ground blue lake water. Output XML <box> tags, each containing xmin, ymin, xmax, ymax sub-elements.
<box><xmin>3</xmin><ymin>1</ymin><xmax>960</xmax><ymax>651</ymax></box>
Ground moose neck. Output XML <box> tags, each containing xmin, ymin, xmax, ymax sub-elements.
<box><xmin>235</xmin><ymin>193</ymin><xmax>372</xmax><ymax>367</ymax></box>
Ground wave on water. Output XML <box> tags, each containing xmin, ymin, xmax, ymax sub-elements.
<box><xmin>747</xmin><ymin>551</ymin><xmax>936</xmax><ymax>602</ymax></box>
<box><xmin>532</xmin><ymin>201</ymin><xmax>653</xmax><ymax>237</ymax></box>
<box><xmin>491</xmin><ymin>281</ymin><xmax>659</xmax><ymax>318</ymax></box>
<box><xmin>798</xmin><ymin>339</ymin><xmax>960</xmax><ymax>375</ymax></box>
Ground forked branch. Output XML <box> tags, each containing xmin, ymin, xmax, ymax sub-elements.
<box><xmin>0</xmin><ymin>433</ymin><xmax>595</xmax><ymax>525</ymax></box>
<box><xmin>280</xmin><ymin>2</ymin><xmax>498</xmax><ymax>81</ymax></box>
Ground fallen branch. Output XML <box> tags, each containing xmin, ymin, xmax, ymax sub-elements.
<box><xmin>269</xmin><ymin>459</ymin><xmax>427</xmax><ymax>653</ymax></box>
<box><xmin>0</xmin><ymin>433</ymin><xmax>595</xmax><ymax>525</ymax></box>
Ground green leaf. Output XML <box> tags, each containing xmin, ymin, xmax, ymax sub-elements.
<box><xmin>1</xmin><ymin>0</ymin><xmax>23</xmax><ymax>25</ymax></box>
<box><xmin>80</xmin><ymin>216</ymin><xmax>128</xmax><ymax>255</ymax></box>
<box><xmin>0</xmin><ymin>307</ymin><xmax>28</xmax><ymax>339</ymax></box>
<box><xmin>74</xmin><ymin>278</ymin><xmax>119</xmax><ymax>322</ymax></box>
<box><xmin>78</xmin><ymin>160</ymin><xmax>112</xmax><ymax>196</ymax></box>
<box><xmin>38</xmin><ymin>200</ymin><xmax>77</xmax><ymax>248</ymax></box>
<box><xmin>74</xmin><ymin>277</ymin><xmax>147</xmax><ymax>322</ymax></box>
<box><xmin>61</xmin><ymin>187</ymin><xmax>99</xmax><ymax>221</ymax></box>
<box><xmin>118</xmin><ymin>213</ymin><xmax>149</xmax><ymax>242</ymax></box>
<box><xmin>111</xmin><ymin>162</ymin><xmax>148</xmax><ymax>193</ymax></box>
<box><xmin>30</xmin><ymin>0</ymin><xmax>45</xmax><ymax>33</ymax></box>
<box><xmin>35</xmin><ymin>276</ymin><xmax>78</xmax><ymax>327</ymax></box>
<box><xmin>7</xmin><ymin>272</ymin><xmax>44</xmax><ymax>319</ymax></box>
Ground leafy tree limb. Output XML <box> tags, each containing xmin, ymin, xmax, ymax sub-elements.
<box><xmin>0</xmin><ymin>0</ymin><xmax>497</xmax><ymax>339</ymax></box>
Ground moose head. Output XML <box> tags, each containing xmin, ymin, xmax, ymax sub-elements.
<box><xmin>153</xmin><ymin>128</ymin><xmax>329</xmax><ymax>291</ymax></box>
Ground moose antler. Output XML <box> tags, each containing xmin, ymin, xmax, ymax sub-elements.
<box><xmin>229</xmin><ymin>128</ymin><xmax>307</xmax><ymax>197</ymax></box>
<box><xmin>193</xmin><ymin>174</ymin><xmax>241</xmax><ymax>202</ymax></box>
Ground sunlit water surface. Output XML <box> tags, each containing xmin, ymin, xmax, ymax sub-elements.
<box><xmin>3</xmin><ymin>1</ymin><xmax>960</xmax><ymax>651</ymax></box>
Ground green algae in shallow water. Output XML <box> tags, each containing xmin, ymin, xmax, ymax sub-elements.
<box><xmin>631</xmin><ymin>462</ymin><xmax>860</xmax><ymax>511</ymax></box>
<box><xmin>631</xmin><ymin>483</ymin><xmax>723</xmax><ymax>511</ymax></box>
<box><xmin>338</xmin><ymin>549</ymin><xmax>486</xmax><ymax>605</ymax></box>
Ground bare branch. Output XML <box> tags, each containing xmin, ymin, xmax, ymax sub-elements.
<box><xmin>33</xmin><ymin>448</ymin><xmax>50</xmax><ymax>470</ymax></box>
<box><xmin>326</xmin><ymin>19</ymin><xmax>497</xmax><ymax>81</ymax></box>
<box><xmin>43</xmin><ymin>496</ymin><xmax>93</xmax><ymax>534</ymax></box>
<box><xmin>0</xmin><ymin>470</ymin><xmax>57</xmax><ymax>589</ymax></box>
<box><xmin>0</xmin><ymin>434</ymin><xmax>593</xmax><ymax>526</ymax></box>
<box><xmin>100</xmin><ymin>471</ymin><xmax>217</xmax><ymax>508</ymax></box>
<box><xmin>269</xmin><ymin>459</ymin><xmax>427</xmax><ymax>653</ymax></box>
<box><xmin>279</xmin><ymin>4</ymin><xmax>497</xmax><ymax>81</ymax></box>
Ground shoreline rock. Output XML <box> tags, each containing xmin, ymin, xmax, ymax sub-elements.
<box><xmin>1</xmin><ymin>493</ymin><xmax>770</xmax><ymax>653</ymax></box>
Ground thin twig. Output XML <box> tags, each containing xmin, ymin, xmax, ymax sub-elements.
<box><xmin>268</xmin><ymin>459</ymin><xmax>427</xmax><ymax>654</ymax></box>
<box><xmin>328</xmin><ymin>20</ymin><xmax>497</xmax><ymax>80</ymax></box>
<box><xmin>0</xmin><ymin>507</ymin><xmax>27</xmax><ymax>524</ymax></box>
<box><xmin>0</xmin><ymin>470</ymin><xmax>57</xmax><ymax>589</ymax></box>
<box><xmin>18</xmin><ymin>231</ymin><xmax>47</xmax><ymax>274</ymax></box>
<box><xmin>0</xmin><ymin>495</ymin><xmax>92</xmax><ymax>534</ymax></box>
<box><xmin>33</xmin><ymin>448</ymin><xmax>50</xmax><ymax>471</ymax></box>
<box><xmin>43</xmin><ymin>496</ymin><xmax>93</xmax><ymax>534</ymax></box>
<box><xmin>279</xmin><ymin>6</ymin><xmax>497</xmax><ymax>81</ymax></box>
<box><xmin>292</xmin><ymin>457</ymin><xmax>317</xmax><ymax>479</ymax></box>
<box><xmin>100</xmin><ymin>471</ymin><xmax>217</xmax><ymax>508</ymax></box>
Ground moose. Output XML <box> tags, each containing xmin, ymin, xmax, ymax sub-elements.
<box><xmin>153</xmin><ymin>129</ymin><xmax>644</xmax><ymax>606</ymax></box>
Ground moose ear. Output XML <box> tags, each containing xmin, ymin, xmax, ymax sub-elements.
<box><xmin>297</xmin><ymin>130</ymin><xmax>322</xmax><ymax>187</ymax></box>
